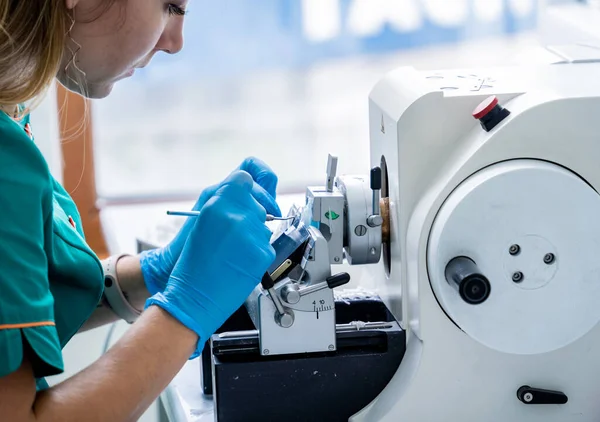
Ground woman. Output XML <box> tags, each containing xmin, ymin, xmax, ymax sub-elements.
<box><xmin>0</xmin><ymin>1</ymin><xmax>282</xmax><ymax>420</ymax></box>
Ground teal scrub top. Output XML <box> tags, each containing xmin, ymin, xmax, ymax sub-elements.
<box><xmin>0</xmin><ymin>108</ymin><xmax>104</xmax><ymax>389</ymax></box>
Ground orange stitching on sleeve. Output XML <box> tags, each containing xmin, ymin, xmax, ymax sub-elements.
<box><xmin>0</xmin><ymin>321</ymin><xmax>55</xmax><ymax>330</ymax></box>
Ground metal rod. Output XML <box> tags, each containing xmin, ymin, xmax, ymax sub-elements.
<box><xmin>166</xmin><ymin>210</ymin><xmax>200</xmax><ymax>217</ymax></box>
<box><xmin>297</xmin><ymin>281</ymin><xmax>328</xmax><ymax>297</ymax></box>
<box><xmin>336</xmin><ymin>321</ymin><xmax>393</xmax><ymax>332</ymax></box>
<box><xmin>218</xmin><ymin>330</ymin><xmax>259</xmax><ymax>339</ymax></box>
<box><xmin>216</xmin><ymin>322</ymin><xmax>393</xmax><ymax>339</ymax></box>
<box><xmin>260</xmin><ymin>272</ymin><xmax>287</xmax><ymax>317</ymax></box>
<box><xmin>268</xmin><ymin>288</ymin><xmax>287</xmax><ymax>315</ymax></box>
<box><xmin>166</xmin><ymin>210</ymin><xmax>294</xmax><ymax>222</ymax></box>
<box><xmin>372</xmin><ymin>190</ymin><xmax>380</xmax><ymax>215</ymax></box>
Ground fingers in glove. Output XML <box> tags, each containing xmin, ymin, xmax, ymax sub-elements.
<box><xmin>238</xmin><ymin>157</ymin><xmax>278</xmax><ymax>199</ymax></box>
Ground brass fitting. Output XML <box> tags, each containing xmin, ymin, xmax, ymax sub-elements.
<box><xmin>380</xmin><ymin>197</ymin><xmax>390</xmax><ymax>244</ymax></box>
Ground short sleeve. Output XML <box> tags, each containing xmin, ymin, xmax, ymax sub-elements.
<box><xmin>0</xmin><ymin>118</ymin><xmax>63</xmax><ymax>378</ymax></box>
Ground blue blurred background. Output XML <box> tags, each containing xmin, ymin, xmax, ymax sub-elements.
<box><xmin>148</xmin><ymin>0</ymin><xmax>536</xmax><ymax>78</ymax></box>
<box><xmin>92</xmin><ymin>0</ymin><xmax>544</xmax><ymax>200</ymax></box>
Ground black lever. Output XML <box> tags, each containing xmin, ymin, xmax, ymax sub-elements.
<box><xmin>517</xmin><ymin>386</ymin><xmax>568</xmax><ymax>405</ymax></box>
<box><xmin>367</xmin><ymin>167</ymin><xmax>383</xmax><ymax>227</ymax></box>
<box><xmin>326</xmin><ymin>272</ymin><xmax>351</xmax><ymax>289</ymax></box>
<box><xmin>261</xmin><ymin>272</ymin><xmax>275</xmax><ymax>290</ymax></box>
<box><xmin>370</xmin><ymin>167</ymin><xmax>382</xmax><ymax>191</ymax></box>
<box><xmin>371</xmin><ymin>167</ymin><xmax>382</xmax><ymax>216</ymax></box>
<box><xmin>261</xmin><ymin>272</ymin><xmax>286</xmax><ymax>317</ymax></box>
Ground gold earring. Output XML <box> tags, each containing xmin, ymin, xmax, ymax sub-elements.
<box><xmin>64</xmin><ymin>11</ymin><xmax>86</xmax><ymax>84</ymax></box>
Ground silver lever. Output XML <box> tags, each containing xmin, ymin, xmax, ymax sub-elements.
<box><xmin>281</xmin><ymin>273</ymin><xmax>351</xmax><ymax>304</ymax></box>
<box><xmin>326</xmin><ymin>154</ymin><xmax>338</xmax><ymax>193</ymax></box>
<box><xmin>367</xmin><ymin>167</ymin><xmax>383</xmax><ymax>227</ymax></box>
<box><xmin>261</xmin><ymin>273</ymin><xmax>294</xmax><ymax>328</ymax></box>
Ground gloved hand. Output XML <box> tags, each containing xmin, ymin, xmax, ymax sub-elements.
<box><xmin>140</xmin><ymin>157</ymin><xmax>280</xmax><ymax>296</ymax></box>
<box><xmin>145</xmin><ymin>170</ymin><xmax>275</xmax><ymax>357</ymax></box>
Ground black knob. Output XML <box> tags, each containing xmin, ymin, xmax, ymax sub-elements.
<box><xmin>326</xmin><ymin>272</ymin><xmax>351</xmax><ymax>289</ymax></box>
<box><xmin>445</xmin><ymin>257</ymin><xmax>491</xmax><ymax>305</ymax></box>
<box><xmin>517</xmin><ymin>386</ymin><xmax>568</xmax><ymax>405</ymax></box>
<box><xmin>472</xmin><ymin>96</ymin><xmax>510</xmax><ymax>132</ymax></box>
<box><xmin>370</xmin><ymin>167</ymin><xmax>382</xmax><ymax>190</ymax></box>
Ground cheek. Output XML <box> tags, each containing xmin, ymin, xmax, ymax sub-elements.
<box><xmin>111</xmin><ymin>22</ymin><xmax>162</xmax><ymax>66</ymax></box>
<box><xmin>121</xmin><ymin>8</ymin><xmax>167</xmax><ymax>62</ymax></box>
<box><xmin>79</xmin><ymin>33</ymin><xmax>155</xmax><ymax>83</ymax></box>
<box><xmin>83</xmin><ymin>15</ymin><xmax>165</xmax><ymax>80</ymax></box>
<box><xmin>118</xmin><ymin>31</ymin><xmax>160</xmax><ymax>68</ymax></box>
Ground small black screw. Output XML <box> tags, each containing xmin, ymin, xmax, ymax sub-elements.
<box><xmin>543</xmin><ymin>253</ymin><xmax>555</xmax><ymax>264</ymax></box>
<box><xmin>512</xmin><ymin>271</ymin><xmax>523</xmax><ymax>283</ymax></box>
<box><xmin>509</xmin><ymin>244</ymin><xmax>520</xmax><ymax>255</ymax></box>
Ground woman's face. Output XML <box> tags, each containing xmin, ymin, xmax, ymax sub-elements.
<box><xmin>58</xmin><ymin>0</ymin><xmax>187</xmax><ymax>98</ymax></box>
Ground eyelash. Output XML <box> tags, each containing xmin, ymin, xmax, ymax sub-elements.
<box><xmin>168</xmin><ymin>4</ymin><xmax>187</xmax><ymax>16</ymax></box>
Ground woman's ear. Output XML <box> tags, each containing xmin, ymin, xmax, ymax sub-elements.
<box><xmin>65</xmin><ymin>0</ymin><xmax>79</xmax><ymax>10</ymax></box>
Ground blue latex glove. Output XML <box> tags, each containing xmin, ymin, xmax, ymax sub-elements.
<box><xmin>140</xmin><ymin>157</ymin><xmax>281</xmax><ymax>295</ymax></box>
<box><xmin>145</xmin><ymin>170</ymin><xmax>275</xmax><ymax>357</ymax></box>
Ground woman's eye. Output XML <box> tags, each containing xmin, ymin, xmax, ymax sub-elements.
<box><xmin>168</xmin><ymin>4</ymin><xmax>187</xmax><ymax>16</ymax></box>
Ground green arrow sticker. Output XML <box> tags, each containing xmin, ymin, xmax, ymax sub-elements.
<box><xmin>325</xmin><ymin>210</ymin><xmax>340</xmax><ymax>220</ymax></box>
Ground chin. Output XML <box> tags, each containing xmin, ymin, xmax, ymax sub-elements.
<box><xmin>57</xmin><ymin>74</ymin><xmax>115</xmax><ymax>99</ymax></box>
<box><xmin>87</xmin><ymin>83</ymin><xmax>115</xmax><ymax>99</ymax></box>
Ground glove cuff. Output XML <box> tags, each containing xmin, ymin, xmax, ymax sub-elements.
<box><xmin>145</xmin><ymin>293</ymin><xmax>208</xmax><ymax>359</ymax></box>
<box><xmin>139</xmin><ymin>249</ymin><xmax>170</xmax><ymax>296</ymax></box>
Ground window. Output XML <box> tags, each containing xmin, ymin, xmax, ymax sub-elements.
<box><xmin>31</xmin><ymin>83</ymin><xmax>61</xmax><ymax>181</ymax></box>
<box><xmin>92</xmin><ymin>0</ymin><xmax>538</xmax><ymax>202</ymax></box>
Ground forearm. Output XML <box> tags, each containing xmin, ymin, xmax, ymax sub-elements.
<box><xmin>80</xmin><ymin>255</ymin><xmax>151</xmax><ymax>332</ymax></box>
<box><xmin>35</xmin><ymin>306</ymin><xmax>196</xmax><ymax>422</ymax></box>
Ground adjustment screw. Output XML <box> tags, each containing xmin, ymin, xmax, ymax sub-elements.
<box><xmin>509</xmin><ymin>244</ymin><xmax>520</xmax><ymax>255</ymax></box>
<box><xmin>543</xmin><ymin>253</ymin><xmax>555</xmax><ymax>264</ymax></box>
<box><xmin>512</xmin><ymin>271</ymin><xmax>523</xmax><ymax>283</ymax></box>
<box><xmin>355</xmin><ymin>225</ymin><xmax>367</xmax><ymax>236</ymax></box>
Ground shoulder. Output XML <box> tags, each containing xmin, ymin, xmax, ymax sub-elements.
<box><xmin>0</xmin><ymin>113</ymin><xmax>52</xmax><ymax>197</ymax></box>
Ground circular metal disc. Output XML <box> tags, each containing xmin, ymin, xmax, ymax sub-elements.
<box><xmin>337</xmin><ymin>176</ymin><xmax>382</xmax><ymax>265</ymax></box>
<box><xmin>428</xmin><ymin>160</ymin><xmax>600</xmax><ymax>355</ymax></box>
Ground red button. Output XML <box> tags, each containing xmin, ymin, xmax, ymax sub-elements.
<box><xmin>473</xmin><ymin>96</ymin><xmax>499</xmax><ymax>120</ymax></box>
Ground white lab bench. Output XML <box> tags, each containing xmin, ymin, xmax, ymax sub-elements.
<box><xmin>158</xmin><ymin>359</ymin><xmax>214</xmax><ymax>422</ymax></box>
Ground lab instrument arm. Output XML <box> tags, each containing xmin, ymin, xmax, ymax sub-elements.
<box><xmin>0</xmin><ymin>306</ymin><xmax>196</xmax><ymax>422</ymax></box>
<box><xmin>79</xmin><ymin>255</ymin><xmax>150</xmax><ymax>332</ymax></box>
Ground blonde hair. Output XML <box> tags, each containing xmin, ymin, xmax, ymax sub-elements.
<box><xmin>0</xmin><ymin>1</ymin><xmax>71</xmax><ymax>115</ymax></box>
